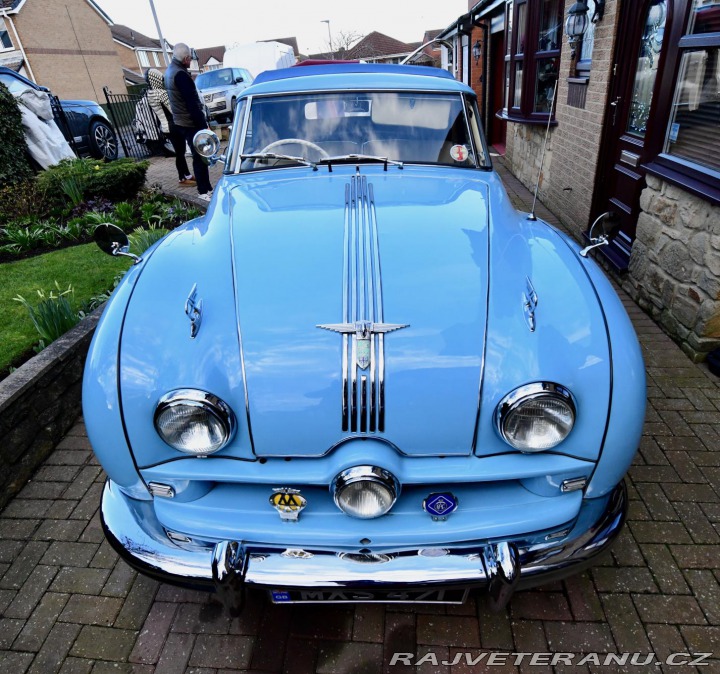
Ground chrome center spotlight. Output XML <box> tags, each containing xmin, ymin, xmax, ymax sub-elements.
<box><xmin>332</xmin><ymin>466</ymin><xmax>399</xmax><ymax>519</ymax></box>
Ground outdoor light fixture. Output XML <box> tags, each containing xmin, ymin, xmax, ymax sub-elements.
<box><xmin>472</xmin><ymin>39</ymin><xmax>482</xmax><ymax>65</ymax></box>
<box><xmin>566</xmin><ymin>0</ymin><xmax>590</xmax><ymax>56</ymax></box>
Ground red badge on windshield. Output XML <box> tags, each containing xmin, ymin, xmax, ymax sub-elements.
<box><xmin>450</xmin><ymin>145</ymin><xmax>469</xmax><ymax>162</ymax></box>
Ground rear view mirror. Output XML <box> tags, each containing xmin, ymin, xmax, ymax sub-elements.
<box><xmin>94</xmin><ymin>223</ymin><xmax>141</xmax><ymax>264</ymax></box>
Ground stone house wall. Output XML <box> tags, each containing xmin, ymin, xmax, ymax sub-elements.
<box><xmin>627</xmin><ymin>176</ymin><xmax>720</xmax><ymax>361</ymax></box>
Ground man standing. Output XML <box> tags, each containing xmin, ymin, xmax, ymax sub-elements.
<box><xmin>165</xmin><ymin>43</ymin><xmax>213</xmax><ymax>201</ymax></box>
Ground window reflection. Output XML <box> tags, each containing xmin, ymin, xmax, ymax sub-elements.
<box><xmin>664</xmin><ymin>48</ymin><xmax>720</xmax><ymax>173</ymax></box>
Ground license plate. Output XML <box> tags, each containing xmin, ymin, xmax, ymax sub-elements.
<box><xmin>270</xmin><ymin>587</ymin><xmax>468</xmax><ymax>604</ymax></box>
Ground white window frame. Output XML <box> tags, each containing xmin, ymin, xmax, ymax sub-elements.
<box><xmin>0</xmin><ymin>18</ymin><xmax>14</xmax><ymax>52</ymax></box>
<box><xmin>138</xmin><ymin>50</ymin><xmax>150</xmax><ymax>68</ymax></box>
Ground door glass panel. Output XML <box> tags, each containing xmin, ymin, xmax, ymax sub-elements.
<box><xmin>627</xmin><ymin>0</ymin><xmax>668</xmax><ymax>137</ymax></box>
<box><xmin>688</xmin><ymin>0</ymin><xmax>720</xmax><ymax>35</ymax></box>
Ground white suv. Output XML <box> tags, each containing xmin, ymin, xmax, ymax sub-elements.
<box><xmin>196</xmin><ymin>67</ymin><xmax>253</xmax><ymax>123</ymax></box>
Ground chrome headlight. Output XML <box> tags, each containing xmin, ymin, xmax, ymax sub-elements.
<box><xmin>495</xmin><ymin>382</ymin><xmax>576</xmax><ymax>452</ymax></box>
<box><xmin>332</xmin><ymin>466</ymin><xmax>399</xmax><ymax>519</ymax></box>
<box><xmin>154</xmin><ymin>389</ymin><xmax>236</xmax><ymax>456</ymax></box>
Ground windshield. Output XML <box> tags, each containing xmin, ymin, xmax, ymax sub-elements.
<box><xmin>196</xmin><ymin>69</ymin><xmax>235</xmax><ymax>89</ymax></box>
<box><xmin>236</xmin><ymin>91</ymin><xmax>489</xmax><ymax>170</ymax></box>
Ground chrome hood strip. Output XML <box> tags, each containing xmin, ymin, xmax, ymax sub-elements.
<box><xmin>318</xmin><ymin>175</ymin><xmax>408</xmax><ymax>433</ymax></box>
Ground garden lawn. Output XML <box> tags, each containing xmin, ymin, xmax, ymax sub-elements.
<box><xmin>0</xmin><ymin>243</ymin><xmax>130</xmax><ymax>372</ymax></box>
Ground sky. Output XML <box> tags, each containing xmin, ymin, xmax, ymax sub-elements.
<box><xmin>95</xmin><ymin>0</ymin><xmax>470</xmax><ymax>56</ymax></box>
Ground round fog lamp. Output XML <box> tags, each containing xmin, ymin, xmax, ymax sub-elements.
<box><xmin>333</xmin><ymin>466</ymin><xmax>399</xmax><ymax>519</ymax></box>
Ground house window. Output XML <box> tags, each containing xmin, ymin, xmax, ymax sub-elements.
<box><xmin>501</xmin><ymin>0</ymin><xmax>563</xmax><ymax>123</ymax></box>
<box><xmin>0</xmin><ymin>19</ymin><xmax>14</xmax><ymax>50</ymax></box>
<box><xmin>138</xmin><ymin>50</ymin><xmax>150</xmax><ymax>68</ymax></box>
<box><xmin>663</xmin><ymin>1</ymin><xmax>720</xmax><ymax>174</ymax></box>
<box><xmin>643</xmin><ymin>0</ymin><xmax>720</xmax><ymax>203</ymax></box>
<box><xmin>152</xmin><ymin>51</ymin><xmax>160</xmax><ymax>67</ymax></box>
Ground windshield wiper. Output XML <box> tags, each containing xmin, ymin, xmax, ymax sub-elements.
<box><xmin>318</xmin><ymin>154</ymin><xmax>404</xmax><ymax>172</ymax></box>
<box><xmin>241</xmin><ymin>153</ymin><xmax>317</xmax><ymax>170</ymax></box>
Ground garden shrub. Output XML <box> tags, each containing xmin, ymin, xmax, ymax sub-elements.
<box><xmin>86</xmin><ymin>158</ymin><xmax>149</xmax><ymax>202</ymax></box>
<box><xmin>36</xmin><ymin>158</ymin><xmax>149</xmax><ymax>208</ymax></box>
<box><xmin>0</xmin><ymin>83</ymin><xmax>33</xmax><ymax>186</ymax></box>
<box><xmin>0</xmin><ymin>180</ymin><xmax>46</xmax><ymax>225</ymax></box>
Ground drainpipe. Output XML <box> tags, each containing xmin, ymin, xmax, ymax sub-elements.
<box><xmin>0</xmin><ymin>10</ymin><xmax>36</xmax><ymax>83</ymax></box>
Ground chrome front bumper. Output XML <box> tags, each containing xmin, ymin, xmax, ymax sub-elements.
<box><xmin>100</xmin><ymin>479</ymin><xmax>627</xmax><ymax>614</ymax></box>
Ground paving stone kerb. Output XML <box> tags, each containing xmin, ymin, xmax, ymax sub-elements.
<box><xmin>0</xmin><ymin>154</ymin><xmax>717</xmax><ymax>673</ymax></box>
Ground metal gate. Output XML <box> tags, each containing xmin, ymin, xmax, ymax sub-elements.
<box><xmin>102</xmin><ymin>86</ymin><xmax>152</xmax><ymax>160</ymax></box>
<box><xmin>49</xmin><ymin>94</ymin><xmax>79</xmax><ymax>156</ymax></box>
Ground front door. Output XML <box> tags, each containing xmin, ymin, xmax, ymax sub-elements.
<box><xmin>592</xmin><ymin>0</ymin><xmax>670</xmax><ymax>269</ymax></box>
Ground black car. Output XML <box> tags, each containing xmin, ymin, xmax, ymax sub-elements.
<box><xmin>0</xmin><ymin>66</ymin><xmax>118</xmax><ymax>161</ymax></box>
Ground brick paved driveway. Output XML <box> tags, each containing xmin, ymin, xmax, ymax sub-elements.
<box><xmin>1</xmin><ymin>156</ymin><xmax>718</xmax><ymax>673</ymax></box>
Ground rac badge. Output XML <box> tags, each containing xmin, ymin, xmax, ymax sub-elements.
<box><xmin>270</xmin><ymin>488</ymin><xmax>307</xmax><ymax>522</ymax></box>
<box><xmin>423</xmin><ymin>492</ymin><xmax>459</xmax><ymax>521</ymax></box>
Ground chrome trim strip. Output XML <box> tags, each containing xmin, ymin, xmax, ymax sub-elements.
<box><xmin>342</xmin><ymin>334</ymin><xmax>349</xmax><ymax>432</ymax></box>
<box><xmin>378</xmin><ymin>333</ymin><xmax>386</xmax><ymax>432</ymax></box>
<box><xmin>100</xmin><ymin>479</ymin><xmax>628</xmax><ymax>597</ymax></box>
<box><xmin>360</xmin><ymin>375</ymin><xmax>368</xmax><ymax>433</ymax></box>
<box><xmin>228</xmin><ymin>188</ymin><xmax>257</xmax><ymax>454</ymax></box>
<box><xmin>370</xmin><ymin>336</ymin><xmax>376</xmax><ymax>432</ymax></box>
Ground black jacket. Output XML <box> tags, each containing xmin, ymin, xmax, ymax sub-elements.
<box><xmin>164</xmin><ymin>58</ymin><xmax>206</xmax><ymax>129</ymax></box>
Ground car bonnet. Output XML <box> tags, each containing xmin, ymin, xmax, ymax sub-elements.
<box><xmin>228</xmin><ymin>166</ymin><xmax>490</xmax><ymax>457</ymax></box>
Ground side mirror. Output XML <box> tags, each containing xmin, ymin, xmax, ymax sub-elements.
<box><xmin>235</xmin><ymin>76</ymin><xmax>244</xmax><ymax>83</ymax></box>
<box><xmin>94</xmin><ymin>223</ymin><xmax>141</xmax><ymax>264</ymax></box>
<box><xmin>193</xmin><ymin>129</ymin><xmax>225</xmax><ymax>165</ymax></box>
<box><xmin>580</xmin><ymin>212</ymin><xmax>618</xmax><ymax>258</ymax></box>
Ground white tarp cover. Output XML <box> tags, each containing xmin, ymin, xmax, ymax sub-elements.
<box><xmin>13</xmin><ymin>84</ymin><xmax>75</xmax><ymax>168</ymax></box>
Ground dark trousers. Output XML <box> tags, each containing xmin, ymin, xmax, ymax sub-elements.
<box><xmin>169</xmin><ymin>123</ymin><xmax>191</xmax><ymax>181</ymax></box>
<box><xmin>178</xmin><ymin>126</ymin><xmax>212</xmax><ymax>194</ymax></box>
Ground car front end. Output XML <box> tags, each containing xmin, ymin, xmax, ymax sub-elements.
<box><xmin>84</xmin><ymin>65</ymin><xmax>645</xmax><ymax>613</ymax></box>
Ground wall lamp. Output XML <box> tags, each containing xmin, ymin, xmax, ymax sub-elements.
<box><xmin>566</xmin><ymin>0</ymin><xmax>606</xmax><ymax>47</ymax></box>
<box><xmin>472</xmin><ymin>39</ymin><xmax>482</xmax><ymax>65</ymax></box>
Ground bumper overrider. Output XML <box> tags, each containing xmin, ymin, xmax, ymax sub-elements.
<box><xmin>100</xmin><ymin>479</ymin><xmax>627</xmax><ymax>615</ymax></box>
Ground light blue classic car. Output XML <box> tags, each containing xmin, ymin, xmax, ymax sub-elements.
<box><xmin>84</xmin><ymin>64</ymin><xmax>646</xmax><ymax>613</ymax></box>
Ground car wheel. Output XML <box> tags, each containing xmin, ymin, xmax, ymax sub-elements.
<box><xmin>231</xmin><ymin>97</ymin><xmax>237</xmax><ymax>119</ymax></box>
<box><xmin>89</xmin><ymin>119</ymin><xmax>119</xmax><ymax>160</ymax></box>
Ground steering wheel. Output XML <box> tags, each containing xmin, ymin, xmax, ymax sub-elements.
<box><xmin>260</xmin><ymin>138</ymin><xmax>330</xmax><ymax>159</ymax></box>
